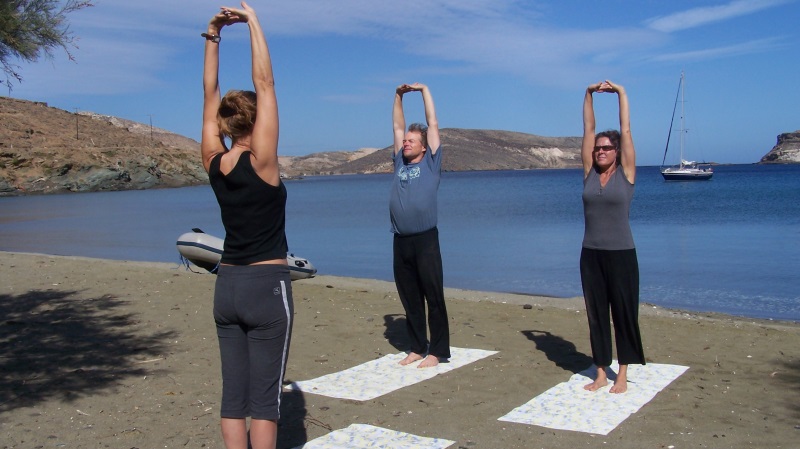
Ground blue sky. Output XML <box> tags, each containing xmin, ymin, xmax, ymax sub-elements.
<box><xmin>8</xmin><ymin>0</ymin><xmax>799</xmax><ymax>165</ymax></box>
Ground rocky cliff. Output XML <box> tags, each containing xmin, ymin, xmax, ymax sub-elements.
<box><xmin>0</xmin><ymin>97</ymin><xmax>207</xmax><ymax>195</ymax></box>
<box><xmin>760</xmin><ymin>130</ymin><xmax>800</xmax><ymax>164</ymax></box>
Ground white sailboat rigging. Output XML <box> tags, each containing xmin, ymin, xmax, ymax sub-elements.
<box><xmin>660</xmin><ymin>72</ymin><xmax>713</xmax><ymax>181</ymax></box>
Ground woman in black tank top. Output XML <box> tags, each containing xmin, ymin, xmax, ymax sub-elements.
<box><xmin>579</xmin><ymin>80</ymin><xmax>645</xmax><ymax>395</ymax></box>
<box><xmin>200</xmin><ymin>4</ymin><xmax>292</xmax><ymax>449</ymax></box>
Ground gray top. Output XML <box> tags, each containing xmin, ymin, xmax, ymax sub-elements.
<box><xmin>582</xmin><ymin>166</ymin><xmax>635</xmax><ymax>250</ymax></box>
<box><xmin>389</xmin><ymin>146</ymin><xmax>442</xmax><ymax>235</ymax></box>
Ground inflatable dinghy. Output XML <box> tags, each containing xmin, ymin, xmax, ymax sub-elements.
<box><xmin>176</xmin><ymin>228</ymin><xmax>316</xmax><ymax>280</ymax></box>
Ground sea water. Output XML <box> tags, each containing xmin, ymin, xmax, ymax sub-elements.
<box><xmin>1</xmin><ymin>164</ymin><xmax>798</xmax><ymax>321</ymax></box>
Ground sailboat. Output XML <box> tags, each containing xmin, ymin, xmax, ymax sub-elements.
<box><xmin>660</xmin><ymin>72</ymin><xmax>713</xmax><ymax>181</ymax></box>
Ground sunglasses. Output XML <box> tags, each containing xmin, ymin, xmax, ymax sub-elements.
<box><xmin>593</xmin><ymin>145</ymin><xmax>617</xmax><ymax>152</ymax></box>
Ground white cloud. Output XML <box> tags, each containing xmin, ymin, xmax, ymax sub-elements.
<box><xmin>650</xmin><ymin>37</ymin><xmax>783</xmax><ymax>62</ymax></box>
<box><xmin>645</xmin><ymin>0</ymin><xmax>790</xmax><ymax>33</ymax></box>
<box><xmin>260</xmin><ymin>0</ymin><xmax>532</xmax><ymax>36</ymax></box>
<box><xmin>13</xmin><ymin>38</ymin><xmax>171</xmax><ymax>97</ymax></box>
<box><xmin>9</xmin><ymin>0</ymin><xmax>792</xmax><ymax>100</ymax></box>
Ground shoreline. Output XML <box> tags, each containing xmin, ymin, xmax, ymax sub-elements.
<box><xmin>1</xmin><ymin>251</ymin><xmax>798</xmax><ymax>448</ymax></box>
<box><xmin>8</xmin><ymin>250</ymin><xmax>799</xmax><ymax>326</ymax></box>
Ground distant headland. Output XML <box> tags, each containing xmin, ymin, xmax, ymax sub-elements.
<box><xmin>759</xmin><ymin>130</ymin><xmax>800</xmax><ymax>164</ymax></box>
<box><xmin>1</xmin><ymin>97</ymin><xmax>796</xmax><ymax>196</ymax></box>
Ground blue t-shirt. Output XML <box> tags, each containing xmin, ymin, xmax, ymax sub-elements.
<box><xmin>389</xmin><ymin>146</ymin><xmax>442</xmax><ymax>235</ymax></box>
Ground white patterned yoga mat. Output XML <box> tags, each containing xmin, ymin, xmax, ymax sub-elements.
<box><xmin>498</xmin><ymin>362</ymin><xmax>688</xmax><ymax>435</ymax></box>
<box><xmin>292</xmin><ymin>424</ymin><xmax>455</xmax><ymax>449</ymax></box>
<box><xmin>286</xmin><ymin>347</ymin><xmax>497</xmax><ymax>401</ymax></box>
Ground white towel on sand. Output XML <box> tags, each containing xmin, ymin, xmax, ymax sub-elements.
<box><xmin>498</xmin><ymin>362</ymin><xmax>689</xmax><ymax>435</ymax></box>
<box><xmin>292</xmin><ymin>424</ymin><xmax>455</xmax><ymax>449</ymax></box>
<box><xmin>286</xmin><ymin>347</ymin><xmax>498</xmax><ymax>401</ymax></box>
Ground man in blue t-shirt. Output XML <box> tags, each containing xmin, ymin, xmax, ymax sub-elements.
<box><xmin>389</xmin><ymin>83</ymin><xmax>450</xmax><ymax>368</ymax></box>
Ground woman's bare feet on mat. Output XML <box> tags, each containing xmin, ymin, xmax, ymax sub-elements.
<box><xmin>417</xmin><ymin>355</ymin><xmax>439</xmax><ymax>368</ymax></box>
<box><xmin>584</xmin><ymin>367</ymin><xmax>609</xmax><ymax>391</ymax></box>
<box><xmin>399</xmin><ymin>352</ymin><xmax>424</xmax><ymax>366</ymax></box>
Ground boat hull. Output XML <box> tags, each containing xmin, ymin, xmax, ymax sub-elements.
<box><xmin>660</xmin><ymin>168</ymin><xmax>713</xmax><ymax>181</ymax></box>
<box><xmin>176</xmin><ymin>230</ymin><xmax>317</xmax><ymax>280</ymax></box>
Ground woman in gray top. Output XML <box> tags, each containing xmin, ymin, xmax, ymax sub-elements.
<box><xmin>580</xmin><ymin>80</ymin><xmax>645</xmax><ymax>394</ymax></box>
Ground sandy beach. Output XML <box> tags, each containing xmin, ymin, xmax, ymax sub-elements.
<box><xmin>0</xmin><ymin>251</ymin><xmax>797</xmax><ymax>448</ymax></box>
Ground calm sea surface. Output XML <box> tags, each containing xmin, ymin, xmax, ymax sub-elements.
<box><xmin>1</xmin><ymin>164</ymin><xmax>798</xmax><ymax>321</ymax></box>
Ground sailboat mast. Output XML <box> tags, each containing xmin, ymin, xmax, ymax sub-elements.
<box><xmin>661</xmin><ymin>73</ymin><xmax>682</xmax><ymax>167</ymax></box>
<box><xmin>680</xmin><ymin>71</ymin><xmax>685</xmax><ymax>166</ymax></box>
<box><xmin>660</xmin><ymin>70</ymin><xmax>713</xmax><ymax>180</ymax></box>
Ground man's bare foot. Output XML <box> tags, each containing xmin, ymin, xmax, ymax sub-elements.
<box><xmin>399</xmin><ymin>352</ymin><xmax>424</xmax><ymax>366</ymax></box>
<box><xmin>417</xmin><ymin>355</ymin><xmax>440</xmax><ymax>368</ymax></box>
<box><xmin>584</xmin><ymin>366</ymin><xmax>608</xmax><ymax>391</ymax></box>
<box><xmin>609</xmin><ymin>365</ymin><xmax>628</xmax><ymax>393</ymax></box>
<box><xmin>583</xmin><ymin>377</ymin><xmax>608</xmax><ymax>391</ymax></box>
<box><xmin>609</xmin><ymin>379</ymin><xmax>627</xmax><ymax>393</ymax></box>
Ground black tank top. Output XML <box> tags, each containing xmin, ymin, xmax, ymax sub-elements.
<box><xmin>209</xmin><ymin>152</ymin><xmax>288</xmax><ymax>264</ymax></box>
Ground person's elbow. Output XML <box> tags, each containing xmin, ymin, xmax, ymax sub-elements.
<box><xmin>254</xmin><ymin>76</ymin><xmax>275</xmax><ymax>91</ymax></box>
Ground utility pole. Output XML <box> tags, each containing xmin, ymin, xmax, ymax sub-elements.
<box><xmin>74</xmin><ymin>108</ymin><xmax>79</xmax><ymax>139</ymax></box>
<box><xmin>148</xmin><ymin>114</ymin><xmax>154</xmax><ymax>143</ymax></box>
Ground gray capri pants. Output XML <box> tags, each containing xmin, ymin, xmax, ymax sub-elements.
<box><xmin>213</xmin><ymin>264</ymin><xmax>293</xmax><ymax>420</ymax></box>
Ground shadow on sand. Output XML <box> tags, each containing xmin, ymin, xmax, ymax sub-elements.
<box><xmin>383</xmin><ymin>313</ymin><xmax>410</xmax><ymax>352</ymax></box>
<box><xmin>277</xmin><ymin>388</ymin><xmax>311</xmax><ymax>449</ymax></box>
<box><xmin>521</xmin><ymin>329</ymin><xmax>593</xmax><ymax>374</ymax></box>
<box><xmin>775</xmin><ymin>358</ymin><xmax>800</xmax><ymax>420</ymax></box>
<box><xmin>0</xmin><ymin>289</ymin><xmax>176</xmax><ymax>413</ymax></box>
<box><xmin>277</xmin><ymin>314</ymin><xmax>414</xmax><ymax>448</ymax></box>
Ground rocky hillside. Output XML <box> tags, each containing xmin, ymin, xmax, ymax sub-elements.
<box><xmin>760</xmin><ymin>130</ymin><xmax>800</xmax><ymax>163</ymax></box>
<box><xmin>1</xmin><ymin>97</ymin><xmax>582</xmax><ymax>195</ymax></box>
<box><xmin>279</xmin><ymin>147</ymin><xmax>381</xmax><ymax>177</ymax></box>
<box><xmin>282</xmin><ymin>129</ymin><xmax>583</xmax><ymax>176</ymax></box>
<box><xmin>0</xmin><ymin>97</ymin><xmax>207</xmax><ymax>196</ymax></box>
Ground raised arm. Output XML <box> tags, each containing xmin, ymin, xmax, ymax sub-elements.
<box><xmin>581</xmin><ymin>82</ymin><xmax>602</xmax><ymax>177</ymax></box>
<box><xmin>607</xmin><ymin>81</ymin><xmax>636</xmax><ymax>183</ymax></box>
<box><xmin>393</xmin><ymin>84</ymin><xmax>408</xmax><ymax>155</ymax></box>
<box><xmin>224</xmin><ymin>2</ymin><xmax>280</xmax><ymax>186</ymax></box>
<box><xmin>413</xmin><ymin>83</ymin><xmax>440</xmax><ymax>152</ymax></box>
<box><xmin>200</xmin><ymin>10</ymin><xmax>236</xmax><ymax>172</ymax></box>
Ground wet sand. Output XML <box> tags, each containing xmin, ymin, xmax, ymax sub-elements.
<box><xmin>0</xmin><ymin>251</ymin><xmax>798</xmax><ymax>448</ymax></box>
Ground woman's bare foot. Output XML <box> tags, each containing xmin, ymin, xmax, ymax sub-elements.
<box><xmin>399</xmin><ymin>352</ymin><xmax>424</xmax><ymax>366</ymax></box>
<box><xmin>584</xmin><ymin>366</ymin><xmax>609</xmax><ymax>391</ymax></box>
<box><xmin>417</xmin><ymin>355</ymin><xmax>440</xmax><ymax>368</ymax></box>
<box><xmin>609</xmin><ymin>365</ymin><xmax>628</xmax><ymax>393</ymax></box>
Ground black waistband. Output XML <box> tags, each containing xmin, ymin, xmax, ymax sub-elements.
<box><xmin>394</xmin><ymin>226</ymin><xmax>438</xmax><ymax>239</ymax></box>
